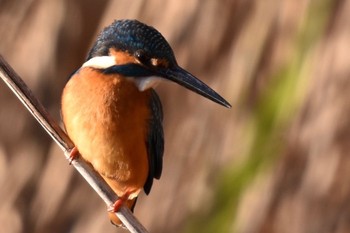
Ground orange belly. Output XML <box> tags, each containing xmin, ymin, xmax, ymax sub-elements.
<box><xmin>61</xmin><ymin>67</ymin><xmax>151</xmax><ymax>199</ymax></box>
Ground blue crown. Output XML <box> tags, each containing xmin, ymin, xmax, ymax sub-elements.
<box><xmin>88</xmin><ymin>19</ymin><xmax>176</xmax><ymax>65</ymax></box>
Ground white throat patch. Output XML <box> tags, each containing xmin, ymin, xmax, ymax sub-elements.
<box><xmin>133</xmin><ymin>76</ymin><xmax>161</xmax><ymax>91</ymax></box>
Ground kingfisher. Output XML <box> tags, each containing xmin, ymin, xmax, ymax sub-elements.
<box><xmin>61</xmin><ymin>19</ymin><xmax>230</xmax><ymax>227</ymax></box>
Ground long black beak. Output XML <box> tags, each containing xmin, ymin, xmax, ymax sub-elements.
<box><xmin>158</xmin><ymin>66</ymin><xmax>231</xmax><ymax>108</ymax></box>
<box><xmin>103</xmin><ymin>63</ymin><xmax>231</xmax><ymax>108</ymax></box>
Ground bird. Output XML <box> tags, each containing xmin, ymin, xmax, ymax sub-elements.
<box><xmin>61</xmin><ymin>19</ymin><xmax>231</xmax><ymax>227</ymax></box>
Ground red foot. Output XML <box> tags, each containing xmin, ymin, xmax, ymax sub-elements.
<box><xmin>107</xmin><ymin>192</ymin><xmax>132</xmax><ymax>213</ymax></box>
<box><xmin>108</xmin><ymin>199</ymin><xmax>124</xmax><ymax>213</ymax></box>
<box><xmin>68</xmin><ymin>146</ymin><xmax>79</xmax><ymax>164</ymax></box>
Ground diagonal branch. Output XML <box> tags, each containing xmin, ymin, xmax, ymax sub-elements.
<box><xmin>0</xmin><ymin>54</ymin><xmax>149</xmax><ymax>233</ymax></box>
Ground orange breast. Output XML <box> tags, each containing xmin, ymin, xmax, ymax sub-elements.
<box><xmin>61</xmin><ymin>67</ymin><xmax>151</xmax><ymax>198</ymax></box>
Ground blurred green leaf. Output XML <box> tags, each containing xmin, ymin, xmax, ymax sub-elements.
<box><xmin>185</xmin><ymin>1</ymin><xmax>333</xmax><ymax>232</ymax></box>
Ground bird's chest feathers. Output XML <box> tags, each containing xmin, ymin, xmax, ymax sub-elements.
<box><xmin>62</xmin><ymin>68</ymin><xmax>151</xmax><ymax>182</ymax></box>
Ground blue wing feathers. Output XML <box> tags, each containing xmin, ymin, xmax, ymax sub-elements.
<box><xmin>143</xmin><ymin>89</ymin><xmax>164</xmax><ymax>195</ymax></box>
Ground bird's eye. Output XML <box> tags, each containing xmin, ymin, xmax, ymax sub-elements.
<box><xmin>135</xmin><ymin>50</ymin><xmax>150</xmax><ymax>65</ymax></box>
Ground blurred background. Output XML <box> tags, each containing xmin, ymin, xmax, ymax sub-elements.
<box><xmin>1</xmin><ymin>0</ymin><xmax>350</xmax><ymax>232</ymax></box>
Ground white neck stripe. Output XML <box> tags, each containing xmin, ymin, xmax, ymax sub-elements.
<box><xmin>82</xmin><ymin>56</ymin><xmax>116</xmax><ymax>69</ymax></box>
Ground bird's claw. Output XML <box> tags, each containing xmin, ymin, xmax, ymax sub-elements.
<box><xmin>68</xmin><ymin>147</ymin><xmax>79</xmax><ymax>164</ymax></box>
<box><xmin>108</xmin><ymin>199</ymin><xmax>124</xmax><ymax>213</ymax></box>
<box><xmin>107</xmin><ymin>192</ymin><xmax>132</xmax><ymax>213</ymax></box>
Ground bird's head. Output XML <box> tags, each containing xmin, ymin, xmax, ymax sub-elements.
<box><xmin>83</xmin><ymin>19</ymin><xmax>231</xmax><ymax>108</ymax></box>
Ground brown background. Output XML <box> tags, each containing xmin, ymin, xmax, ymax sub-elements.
<box><xmin>1</xmin><ymin>0</ymin><xmax>350</xmax><ymax>233</ymax></box>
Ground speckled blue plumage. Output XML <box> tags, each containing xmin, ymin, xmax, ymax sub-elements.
<box><xmin>88</xmin><ymin>19</ymin><xmax>176</xmax><ymax>64</ymax></box>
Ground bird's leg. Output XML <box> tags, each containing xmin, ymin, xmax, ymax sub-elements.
<box><xmin>107</xmin><ymin>192</ymin><xmax>132</xmax><ymax>213</ymax></box>
<box><xmin>108</xmin><ymin>199</ymin><xmax>124</xmax><ymax>213</ymax></box>
<box><xmin>68</xmin><ymin>146</ymin><xmax>80</xmax><ymax>164</ymax></box>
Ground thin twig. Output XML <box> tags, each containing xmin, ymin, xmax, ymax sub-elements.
<box><xmin>0</xmin><ymin>54</ymin><xmax>149</xmax><ymax>233</ymax></box>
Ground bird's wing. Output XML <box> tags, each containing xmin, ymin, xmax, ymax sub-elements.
<box><xmin>143</xmin><ymin>89</ymin><xmax>164</xmax><ymax>195</ymax></box>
